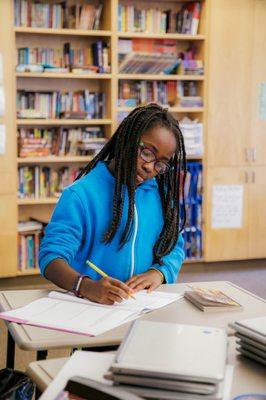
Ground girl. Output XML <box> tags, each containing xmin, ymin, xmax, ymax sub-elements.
<box><xmin>39</xmin><ymin>103</ymin><xmax>186</xmax><ymax>305</ymax></box>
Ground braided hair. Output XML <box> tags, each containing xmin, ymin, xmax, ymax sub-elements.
<box><xmin>75</xmin><ymin>103</ymin><xmax>187</xmax><ymax>263</ymax></box>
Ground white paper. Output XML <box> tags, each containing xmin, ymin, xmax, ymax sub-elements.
<box><xmin>49</xmin><ymin>290</ymin><xmax>183</xmax><ymax>313</ymax></box>
<box><xmin>0</xmin><ymin>124</ymin><xmax>6</xmax><ymax>155</ymax></box>
<box><xmin>0</xmin><ymin>86</ymin><xmax>5</xmax><ymax>116</ymax></box>
<box><xmin>0</xmin><ymin>290</ymin><xmax>182</xmax><ymax>336</ymax></box>
<box><xmin>0</xmin><ymin>54</ymin><xmax>3</xmax><ymax>84</ymax></box>
<box><xmin>259</xmin><ymin>82</ymin><xmax>266</xmax><ymax>120</ymax></box>
<box><xmin>212</xmin><ymin>185</ymin><xmax>243</xmax><ymax>229</ymax></box>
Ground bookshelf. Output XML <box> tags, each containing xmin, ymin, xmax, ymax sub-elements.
<box><xmin>1</xmin><ymin>0</ymin><xmax>209</xmax><ymax>277</ymax></box>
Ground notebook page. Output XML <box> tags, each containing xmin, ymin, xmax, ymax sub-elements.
<box><xmin>0</xmin><ymin>297</ymin><xmax>137</xmax><ymax>336</ymax></box>
<box><xmin>49</xmin><ymin>290</ymin><xmax>183</xmax><ymax>313</ymax></box>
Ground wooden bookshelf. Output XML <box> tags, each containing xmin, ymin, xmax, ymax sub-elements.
<box><xmin>17</xmin><ymin>198</ymin><xmax>59</xmax><ymax>205</ymax></box>
<box><xmin>1</xmin><ymin>0</ymin><xmax>209</xmax><ymax>277</ymax></box>
<box><xmin>15</xmin><ymin>73</ymin><xmax>112</xmax><ymax>79</ymax></box>
<box><xmin>117</xmin><ymin>107</ymin><xmax>205</xmax><ymax>113</ymax></box>
<box><xmin>17</xmin><ymin>269</ymin><xmax>41</xmax><ymax>276</ymax></box>
<box><xmin>14</xmin><ymin>27</ymin><xmax>112</xmax><ymax>37</ymax></box>
<box><xmin>17</xmin><ymin>156</ymin><xmax>94</xmax><ymax>164</ymax></box>
<box><xmin>117</xmin><ymin>74</ymin><xmax>205</xmax><ymax>81</ymax></box>
<box><xmin>17</xmin><ymin>119</ymin><xmax>112</xmax><ymax>126</ymax></box>
<box><xmin>118</xmin><ymin>33</ymin><xmax>206</xmax><ymax>40</ymax></box>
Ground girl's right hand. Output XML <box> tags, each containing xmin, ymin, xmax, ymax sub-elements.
<box><xmin>79</xmin><ymin>277</ymin><xmax>133</xmax><ymax>305</ymax></box>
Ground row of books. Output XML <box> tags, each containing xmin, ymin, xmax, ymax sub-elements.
<box><xmin>118</xmin><ymin>80</ymin><xmax>202</xmax><ymax>108</ymax></box>
<box><xmin>17</xmin><ymin>90</ymin><xmax>106</xmax><ymax>119</ymax></box>
<box><xmin>117</xmin><ymin>2</ymin><xmax>201</xmax><ymax>35</ymax></box>
<box><xmin>119</xmin><ymin>53</ymin><xmax>180</xmax><ymax>75</ymax></box>
<box><xmin>18</xmin><ymin>166</ymin><xmax>82</xmax><ymax>199</ymax></box>
<box><xmin>119</xmin><ymin>39</ymin><xmax>203</xmax><ymax>75</ymax></box>
<box><xmin>119</xmin><ymin>39</ymin><xmax>179</xmax><ymax>56</ymax></box>
<box><xmin>18</xmin><ymin>220</ymin><xmax>43</xmax><ymax>271</ymax></box>
<box><xmin>14</xmin><ymin>0</ymin><xmax>103</xmax><ymax>30</ymax></box>
<box><xmin>18</xmin><ymin>127</ymin><xmax>106</xmax><ymax>158</ymax></box>
<box><xmin>119</xmin><ymin>52</ymin><xmax>203</xmax><ymax>76</ymax></box>
<box><xmin>182</xmin><ymin>161</ymin><xmax>202</xmax><ymax>260</ymax></box>
<box><xmin>180</xmin><ymin>117</ymin><xmax>204</xmax><ymax>156</ymax></box>
<box><xmin>16</xmin><ymin>41</ymin><xmax>110</xmax><ymax>74</ymax></box>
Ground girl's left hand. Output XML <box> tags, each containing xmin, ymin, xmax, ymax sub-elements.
<box><xmin>125</xmin><ymin>270</ymin><xmax>163</xmax><ymax>293</ymax></box>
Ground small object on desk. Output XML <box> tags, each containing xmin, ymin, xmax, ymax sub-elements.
<box><xmin>86</xmin><ymin>260</ymin><xmax>136</xmax><ymax>300</ymax></box>
<box><xmin>184</xmin><ymin>287</ymin><xmax>243</xmax><ymax>312</ymax></box>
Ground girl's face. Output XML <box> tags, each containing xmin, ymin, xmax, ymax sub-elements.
<box><xmin>136</xmin><ymin>125</ymin><xmax>177</xmax><ymax>185</ymax></box>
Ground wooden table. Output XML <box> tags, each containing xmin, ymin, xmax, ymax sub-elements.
<box><xmin>1</xmin><ymin>281</ymin><xmax>265</xmax><ymax>369</ymax></box>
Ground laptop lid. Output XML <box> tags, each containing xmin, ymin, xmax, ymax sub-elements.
<box><xmin>112</xmin><ymin>321</ymin><xmax>227</xmax><ymax>384</ymax></box>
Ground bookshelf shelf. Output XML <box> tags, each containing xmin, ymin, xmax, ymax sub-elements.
<box><xmin>17</xmin><ymin>119</ymin><xmax>112</xmax><ymax>126</ymax></box>
<box><xmin>16</xmin><ymin>73</ymin><xmax>112</xmax><ymax>79</ymax></box>
<box><xmin>17</xmin><ymin>269</ymin><xmax>40</xmax><ymax>276</ymax></box>
<box><xmin>17</xmin><ymin>198</ymin><xmax>59</xmax><ymax>205</ymax></box>
<box><xmin>117</xmin><ymin>74</ymin><xmax>205</xmax><ymax>81</ymax></box>
<box><xmin>17</xmin><ymin>156</ymin><xmax>93</xmax><ymax>164</ymax></box>
<box><xmin>117</xmin><ymin>106</ymin><xmax>204</xmax><ymax>113</ymax></box>
<box><xmin>14</xmin><ymin>27</ymin><xmax>112</xmax><ymax>37</ymax></box>
<box><xmin>187</xmin><ymin>155</ymin><xmax>203</xmax><ymax>160</ymax></box>
<box><xmin>118</xmin><ymin>32</ymin><xmax>206</xmax><ymax>40</ymax></box>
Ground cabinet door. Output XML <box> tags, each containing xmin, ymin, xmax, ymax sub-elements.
<box><xmin>0</xmin><ymin>194</ymin><xmax>17</xmax><ymax>277</ymax></box>
<box><xmin>249</xmin><ymin>0</ymin><xmax>266</xmax><ymax>165</ymax></box>
<box><xmin>248</xmin><ymin>167</ymin><xmax>266</xmax><ymax>258</ymax></box>
<box><xmin>204</xmin><ymin>167</ymin><xmax>249</xmax><ymax>261</ymax></box>
<box><xmin>207</xmin><ymin>0</ymin><xmax>254</xmax><ymax>167</ymax></box>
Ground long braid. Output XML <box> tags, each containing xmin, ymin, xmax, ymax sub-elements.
<box><xmin>75</xmin><ymin>103</ymin><xmax>187</xmax><ymax>262</ymax></box>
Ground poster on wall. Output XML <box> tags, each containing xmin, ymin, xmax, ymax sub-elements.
<box><xmin>211</xmin><ymin>185</ymin><xmax>243</xmax><ymax>229</ymax></box>
<box><xmin>0</xmin><ymin>53</ymin><xmax>5</xmax><ymax>117</ymax></box>
<box><xmin>0</xmin><ymin>53</ymin><xmax>3</xmax><ymax>84</ymax></box>
<box><xmin>0</xmin><ymin>124</ymin><xmax>6</xmax><ymax>155</ymax></box>
<box><xmin>0</xmin><ymin>86</ymin><xmax>5</xmax><ymax>117</ymax></box>
<box><xmin>259</xmin><ymin>82</ymin><xmax>266</xmax><ymax>120</ymax></box>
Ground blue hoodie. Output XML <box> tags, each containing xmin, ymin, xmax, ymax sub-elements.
<box><xmin>39</xmin><ymin>161</ymin><xmax>185</xmax><ymax>283</ymax></box>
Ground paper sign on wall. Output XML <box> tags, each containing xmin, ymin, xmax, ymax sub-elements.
<box><xmin>0</xmin><ymin>124</ymin><xmax>6</xmax><ymax>155</ymax></box>
<box><xmin>212</xmin><ymin>185</ymin><xmax>243</xmax><ymax>229</ymax></box>
<box><xmin>0</xmin><ymin>86</ymin><xmax>5</xmax><ymax>117</ymax></box>
<box><xmin>259</xmin><ymin>83</ymin><xmax>266</xmax><ymax>120</ymax></box>
<box><xmin>0</xmin><ymin>53</ymin><xmax>3</xmax><ymax>84</ymax></box>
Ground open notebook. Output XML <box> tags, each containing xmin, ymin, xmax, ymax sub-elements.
<box><xmin>0</xmin><ymin>290</ymin><xmax>182</xmax><ymax>336</ymax></box>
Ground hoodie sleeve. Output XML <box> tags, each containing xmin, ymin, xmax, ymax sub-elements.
<box><xmin>39</xmin><ymin>187</ymin><xmax>86</xmax><ymax>276</ymax></box>
<box><xmin>149</xmin><ymin>234</ymin><xmax>185</xmax><ymax>283</ymax></box>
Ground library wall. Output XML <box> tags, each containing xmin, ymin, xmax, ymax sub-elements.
<box><xmin>0</xmin><ymin>0</ymin><xmax>265</xmax><ymax>278</ymax></box>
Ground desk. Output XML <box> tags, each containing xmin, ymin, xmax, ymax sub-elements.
<box><xmin>1</xmin><ymin>281</ymin><xmax>265</xmax><ymax>369</ymax></box>
<box><xmin>27</xmin><ymin>337</ymin><xmax>266</xmax><ymax>398</ymax></box>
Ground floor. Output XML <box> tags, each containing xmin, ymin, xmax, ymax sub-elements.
<box><xmin>0</xmin><ymin>259</ymin><xmax>265</xmax><ymax>373</ymax></box>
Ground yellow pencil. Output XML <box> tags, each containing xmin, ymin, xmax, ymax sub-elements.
<box><xmin>86</xmin><ymin>260</ymin><xmax>136</xmax><ymax>300</ymax></box>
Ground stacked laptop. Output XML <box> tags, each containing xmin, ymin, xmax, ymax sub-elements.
<box><xmin>106</xmin><ymin>320</ymin><xmax>230</xmax><ymax>400</ymax></box>
<box><xmin>230</xmin><ymin>316</ymin><xmax>266</xmax><ymax>366</ymax></box>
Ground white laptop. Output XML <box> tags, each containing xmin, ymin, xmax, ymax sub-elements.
<box><xmin>106</xmin><ymin>373</ymin><xmax>216</xmax><ymax>395</ymax></box>
<box><xmin>235</xmin><ymin>332</ymin><xmax>266</xmax><ymax>351</ymax></box>
<box><xmin>111</xmin><ymin>320</ymin><xmax>227</xmax><ymax>384</ymax></box>
<box><xmin>230</xmin><ymin>316</ymin><xmax>266</xmax><ymax>345</ymax></box>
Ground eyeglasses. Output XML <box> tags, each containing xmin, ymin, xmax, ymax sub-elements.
<box><xmin>138</xmin><ymin>141</ymin><xmax>170</xmax><ymax>175</ymax></box>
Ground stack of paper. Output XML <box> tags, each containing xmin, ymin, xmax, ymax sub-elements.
<box><xmin>230</xmin><ymin>316</ymin><xmax>266</xmax><ymax>366</ymax></box>
<box><xmin>0</xmin><ymin>290</ymin><xmax>182</xmax><ymax>336</ymax></box>
<box><xmin>106</xmin><ymin>320</ymin><xmax>232</xmax><ymax>399</ymax></box>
